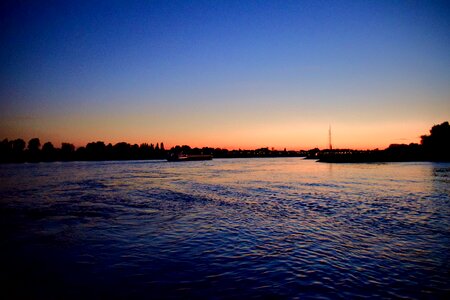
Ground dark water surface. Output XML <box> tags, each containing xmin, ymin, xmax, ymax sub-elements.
<box><xmin>1</xmin><ymin>158</ymin><xmax>449</xmax><ymax>299</ymax></box>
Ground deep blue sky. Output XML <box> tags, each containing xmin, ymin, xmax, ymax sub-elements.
<box><xmin>1</xmin><ymin>0</ymin><xmax>449</xmax><ymax>148</ymax></box>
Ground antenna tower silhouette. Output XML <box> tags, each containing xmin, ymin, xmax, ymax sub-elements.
<box><xmin>328</xmin><ymin>125</ymin><xmax>332</xmax><ymax>150</ymax></box>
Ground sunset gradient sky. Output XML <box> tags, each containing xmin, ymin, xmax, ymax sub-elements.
<box><xmin>1</xmin><ymin>1</ymin><xmax>449</xmax><ymax>150</ymax></box>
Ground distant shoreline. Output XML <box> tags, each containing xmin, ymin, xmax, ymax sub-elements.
<box><xmin>1</xmin><ymin>121</ymin><xmax>448</xmax><ymax>164</ymax></box>
<box><xmin>1</xmin><ymin>156</ymin><xmax>449</xmax><ymax>165</ymax></box>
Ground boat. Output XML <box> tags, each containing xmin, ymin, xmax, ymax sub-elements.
<box><xmin>167</xmin><ymin>153</ymin><xmax>213</xmax><ymax>162</ymax></box>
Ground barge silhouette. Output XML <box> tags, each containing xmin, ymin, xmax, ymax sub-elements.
<box><xmin>167</xmin><ymin>153</ymin><xmax>213</xmax><ymax>162</ymax></box>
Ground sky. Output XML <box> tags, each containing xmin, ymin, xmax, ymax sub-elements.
<box><xmin>1</xmin><ymin>0</ymin><xmax>449</xmax><ymax>150</ymax></box>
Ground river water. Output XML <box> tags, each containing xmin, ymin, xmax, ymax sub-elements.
<box><xmin>0</xmin><ymin>158</ymin><xmax>449</xmax><ymax>299</ymax></box>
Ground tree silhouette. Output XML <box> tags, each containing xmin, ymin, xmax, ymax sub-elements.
<box><xmin>85</xmin><ymin>141</ymin><xmax>106</xmax><ymax>160</ymax></box>
<box><xmin>421</xmin><ymin>121</ymin><xmax>450</xmax><ymax>161</ymax></box>
<box><xmin>61</xmin><ymin>143</ymin><xmax>75</xmax><ymax>161</ymax></box>
<box><xmin>11</xmin><ymin>139</ymin><xmax>26</xmax><ymax>162</ymax></box>
<box><xmin>42</xmin><ymin>142</ymin><xmax>54</xmax><ymax>151</ymax></box>
<box><xmin>42</xmin><ymin>142</ymin><xmax>56</xmax><ymax>161</ymax></box>
<box><xmin>13</xmin><ymin>139</ymin><xmax>26</xmax><ymax>152</ymax></box>
<box><xmin>27</xmin><ymin>138</ymin><xmax>41</xmax><ymax>162</ymax></box>
<box><xmin>28</xmin><ymin>138</ymin><xmax>41</xmax><ymax>151</ymax></box>
<box><xmin>0</xmin><ymin>139</ymin><xmax>12</xmax><ymax>162</ymax></box>
<box><xmin>113</xmin><ymin>142</ymin><xmax>131</xmax><ymax>160</ymax></box>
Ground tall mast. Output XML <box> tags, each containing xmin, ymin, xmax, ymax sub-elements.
<box><xmin>329</xmin><ymin>125</ymin><xmax>332</xmax><ymax>150</ymax></box>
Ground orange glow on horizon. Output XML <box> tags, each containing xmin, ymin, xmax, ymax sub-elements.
<box><xmin>0</xmin><ymin>119</ymin><xmax>432</xmax><ymax>151</ymax></box>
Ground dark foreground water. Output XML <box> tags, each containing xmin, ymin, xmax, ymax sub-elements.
<box><xmin>0</xmin><ymin>158</ymin><xmax>449</xmax><ymax>299</ymax></box>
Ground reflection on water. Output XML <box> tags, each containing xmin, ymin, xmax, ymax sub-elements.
<box><xmin>0</xmin><ymin>158</ymin><xmax>449</xmax><ymax>299</ymax></box>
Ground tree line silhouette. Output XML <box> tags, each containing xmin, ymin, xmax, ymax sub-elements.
<box><xmin>0</xmin><ymin>140</ymin><xmax>168</xmax><ymax>163</ymax></box>
<box><xmin>0</xmin><ymin>139</ymin><xmax>304</xmax><ymax>163</ymax></box>
<box><xmin>1</xmin><ymin>121</ymin><xmax>448</xmax><ymax>163</ymax></box>
<box><xmin>312</xmin><ymin>121</ymin><xmax>450</xmax><ymax>162</ymax></box>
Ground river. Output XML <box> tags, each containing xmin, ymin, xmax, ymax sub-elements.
<box><xmin>1</xmin><ymin>158</ymin><xmax>449</xmax><ymax>299</ymax></box>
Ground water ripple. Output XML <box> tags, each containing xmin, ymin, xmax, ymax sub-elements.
<box><xmin>0</xmin><ymin>159</ymin><xmax>449</xmax><ymax>298</ymax></box>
